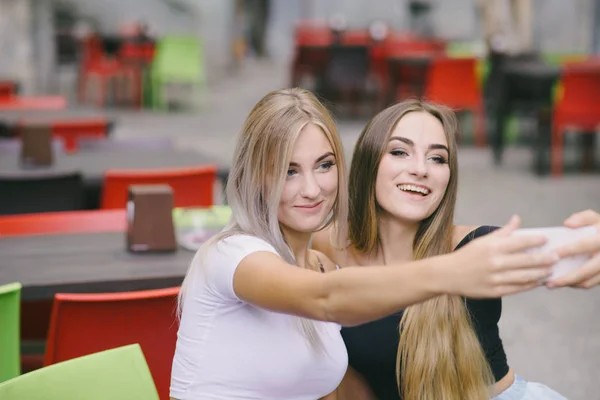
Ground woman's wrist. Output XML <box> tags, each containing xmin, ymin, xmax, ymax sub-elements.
<box><xmin>423</xmin><ymin>253</ymin><xmax>460</xmax><ymax>296</ymax></box>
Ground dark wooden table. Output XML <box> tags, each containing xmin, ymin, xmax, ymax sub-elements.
<box><xmin>0</xmin><ymin>149</ymin><xmax>229</xmax><ymax>209</ymax></box>
<box><xmin>0</xmin><ymin>232</ymin><xmax>194</xmax><ymax>300</ymax></box>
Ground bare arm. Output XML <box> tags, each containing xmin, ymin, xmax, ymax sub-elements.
<box><xmin>234</xmin><ymin>250</ymin><xmax>445</xmax><ymax>326</ymax></box>
<box><xmin>234</xmin><ymin>216</ymin><xmax>558</xmax><ymax>326</ymax></box>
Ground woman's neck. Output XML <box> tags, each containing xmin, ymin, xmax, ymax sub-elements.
<box><xmin>281</xmin><ymin>227</ymin><xmax>312</xmax><ymax>268</ymax></box>
<box><xmin>376</xmin><ymin>213</ymin><xmax>420</xmax><ymax>265</ymax></box>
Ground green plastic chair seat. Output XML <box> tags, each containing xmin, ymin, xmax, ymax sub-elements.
<box><xmin>0</xmin><ymin>344</ymin><xmax>159</xmax><ymax>400</ymax></box>
<box><xmin>149</xmin><ymin>35</ymin><xmax>206</xmax><ymax>109</ymax></box>
<box><xmin>0</xmin><ymin>282</ymin><xmax>21</xmax><ymax>383</ymax></box>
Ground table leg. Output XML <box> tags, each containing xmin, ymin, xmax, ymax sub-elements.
<box><xmin>534</xmin><ymin>108</ymin><xmax>552</xmax><ymax>175</ymax></box>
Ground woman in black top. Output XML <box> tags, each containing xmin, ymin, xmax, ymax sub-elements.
<box><xmin>313</xmin><ymin>99</ymin><xmax>600</xmax><ymax>399</ymax></box>
<box><xmin>339</xmin><ymin>226</ymin><xmax>506</xmax><ymax>400</ymax></box>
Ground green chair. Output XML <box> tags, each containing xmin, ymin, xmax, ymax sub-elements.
<box><xmin>0</xmin><ymin>344</ymin><xmax>159</xmax><ymax>400</ymax></box>
<box><xmin>149</xmin><ymin>35</ymin><xmax>207</xmax><ymax>110</ymax></box>
<box><xmin>0</xmin><ymin>282</ymin><xmax>21</xmax><ymax>383</ymax></box>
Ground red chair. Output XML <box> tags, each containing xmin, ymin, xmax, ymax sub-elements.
<box><xmin>50</xmin><ymin>118</ymin><xmax>112</xmax><ymax>152</ymax></box>
<box><xmin>383</xmin><ymin>34</ymin><xmax>446</xmax><ymax>57</ymax></box>
<box><xmin>424</xmin><ymin>57</ymin><xmax>487</xmax><ymax>147</ymax></box>
<box><xmin>101</xmin><ymin>164</ymin><xmax>217</xmax><ymax>209</ymax></box>
<box><xmin>119</xmin><ymin>41</ymin><xmax>156</xmax><ymax>64</ymax></box>
<box><xmin>551</xmin><ymin>66</ymin><xmax>600</xmax><ymax>176</ymax></box>
<box><xmin>0</xmin><ymin>80</ymin><xmax>17</xmax><ymax>98</ymax></box>
<box><xmin>44</xmin><ymin>287</ymin><xmax>180</xmax><ymax>400</ymax></box>
<box><xmin>0</xmin><ymin>209</ymin><xmax>126</xmax><ymax>237</ymax></box>
<box><xmin>77</xmin><ymin>35</ymin><xmax>141</xmax><ymax>108</ymax></box>
<box><xmin>342</xmin><ymin>30</ymin><xmax>370</xmax><ymax>46</ymax></box>
<box><xmin>294</xmin><ymin>21</ymin><xmax>332</xmax><ymax>47</ymax></box>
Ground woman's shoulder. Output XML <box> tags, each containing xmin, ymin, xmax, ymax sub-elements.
<box><xmin>204</xmin><ymin>233</ymin><xmax>280</xmax><ymax>264</ymax></box>
<box><xmin>217</xmin><ymin>233</ymin><xmax>276</xmax><ymax>248</ymax></box>
<box><xmin>452</xmin><ymin>225</ymin><xmax>501</xmax><ymax>250</ymax></box>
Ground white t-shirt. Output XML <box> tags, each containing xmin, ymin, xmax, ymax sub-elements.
<box><xmin>170</xmin><ymin>235</ymin><xmax>348</xmax><ymax>400</ymax></box>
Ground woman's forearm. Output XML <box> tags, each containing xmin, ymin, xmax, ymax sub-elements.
<box><xmin>321</xmin><ymin>256</ymin><xmax>447</xmax><ymax>326</ymax></box>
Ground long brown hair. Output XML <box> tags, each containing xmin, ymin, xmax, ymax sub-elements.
<box><xmin>348</xmin><ymin>99</ymin><xmax>494</xmax><ymax>399</ymax></box>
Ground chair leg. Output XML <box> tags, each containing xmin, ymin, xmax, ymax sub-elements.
<box><xmin>78</xmin><ymin>72</ymin><xmax>88</xmax><ymax>105</ymax></box>
<box><xmin>133</xmin><ymin>69</ymin><xmax>143</xmax><ymax>109</ymax></box>
<box><xmin>99</xmin><ymin>76</ymin><xmax>107</xmax><ymax>108</ymax></box>
<box><xmin>551</xmin><ymin>125</ymin><xmax>563</xmax><ymax>177</ymax></box>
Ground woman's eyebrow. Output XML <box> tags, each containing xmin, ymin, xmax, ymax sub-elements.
<box><xmin>289</xmin><ymin>152</ymin><xmax>335</xmax><ymax>167</ymax></box>
<box><xmin>389</xmin><ymin>136</ymin><xmax>448</xmax><ymax>152</ymax></box>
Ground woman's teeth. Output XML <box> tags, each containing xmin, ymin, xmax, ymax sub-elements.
<box><xmin>397</xmin><ymin>184</ymin><xmax>430</xmax><ymax>195</ymax></box>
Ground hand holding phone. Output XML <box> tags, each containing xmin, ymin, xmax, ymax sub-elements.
<box><xmin>512</xmin><ymin>226</ymin><xmax>597</xmax><ymax>282</ymax></box>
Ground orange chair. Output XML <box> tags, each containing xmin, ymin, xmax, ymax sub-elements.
<box><xmin>0</xmin><ymin>209</ymin><xmax>126</xmax><ymax>237</ymax></box>
<box><xmin>51</xmin><ymin>119</ymin><xmax>112</xmax><ymax>152</ymax></box>
<box><xmin>101</xmin><ymin>165</ymin><xmax>217</xmax><ymax>209</ymax></box>
<box><xmin>424</xmin><ymin>57</ymin><xmax>487</xmax><ymax>147</ymax></box>
<box><xmin>551</xmin><ymin>65</ymin><xmax>600</xmax><ymax>176</ymax></box>
<box><xmin>44</xmin><ymin>287</ymin><xmax>180</xmax><ymax>400</ymax></box>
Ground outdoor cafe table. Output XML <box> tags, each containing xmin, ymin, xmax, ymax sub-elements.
<box><xmin>0</xmin><ymin>231</ymin><xmax>194</xmax><ymax>301</ymax></box>
<box><xmin>0</xmin><ymin>149</ymin><xmax>229</xmax><ymax>209</ymax></box>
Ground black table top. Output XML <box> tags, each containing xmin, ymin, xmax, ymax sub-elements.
<box><xmin>503</xmin><ymin>60</ymin><xmax>561</xmax><ymax>79</ymax></box>
<box><xmin>0</xmin><ymin>232</ymin><xmax>195</xmax><ymax>300</ymax></box>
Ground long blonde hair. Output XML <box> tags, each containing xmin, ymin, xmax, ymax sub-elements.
<box><xmin>177</xmin><ymin>88</ymin><xmax>348</xmax><ymax>347</ymax></box>
<box><xmin>348</xmin><ymin>99</ymin><xmax>494</xmax><ymax>399</ymax></box>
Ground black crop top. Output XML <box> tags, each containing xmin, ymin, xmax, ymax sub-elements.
<box><xmin>341</xmin><ymin>226</ymin><xmax>509</xmax><ymax>400</ymax></box>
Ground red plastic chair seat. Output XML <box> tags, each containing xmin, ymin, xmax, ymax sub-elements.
<box><xmin>44</xmin><ymin>287</ymin><xmax>180</xmax><ymax>400</ymax></box>
<box><xmin>101</xmin><ymin>164</ymin><xmax>217</xmax><ymax>209</ymax></box>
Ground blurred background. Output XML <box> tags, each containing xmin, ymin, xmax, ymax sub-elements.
<box><xmin>0</xmin><ymin>1</ymin><xmax>599</xmax><ymax>399</ymax></box>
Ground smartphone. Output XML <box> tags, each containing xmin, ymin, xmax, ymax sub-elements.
<box><xmin>513</xmin><ymin>226</ymin><xmax>597</xmax><ymax>281</ymax></box>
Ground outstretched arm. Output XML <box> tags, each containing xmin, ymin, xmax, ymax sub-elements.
<box><xmin>234</xmin><ymin>216</ymin><xmax>558</xmax><ymax>327</ymax></box>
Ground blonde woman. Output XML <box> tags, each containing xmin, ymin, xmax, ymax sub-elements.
<box><xmin>170</xmin><ymin>89</ymin><xmax>562</xmax><ymax>400</ymax></box>
<box><xmin>314</xmin><ymin>99</ymin><xmax>600</xmax><ymax>400</ymax></box>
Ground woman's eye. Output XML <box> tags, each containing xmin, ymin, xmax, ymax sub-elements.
<box><xmin>287</xmin><ymin>169</ymin><xmax>297</xmax><ymax>177</ymax></box>
<box><xmin>390</xmin><ymin>149</ymin><xmax>408</xmax><ymax>157</ymax></box>
<box><xmin>318</xmin><ymin>161</ymin><xmax>335</xmax><ymax>171</ymax></box>
<box><xmin>430</xmin><ymin>156</ymin><xmax>448</xmax><ymax>164</ymax></box>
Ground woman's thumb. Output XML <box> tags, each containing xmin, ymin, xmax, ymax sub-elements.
<box><xmin>495</xmin><ymin>215</ymin><xmax>521</xmax><ymax>236</ymax></box>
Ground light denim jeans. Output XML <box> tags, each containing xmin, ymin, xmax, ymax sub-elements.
<box><xmin>493</xmin><ymin>375</ymin><xmax>569</xmax><ymax>400</ymax></box>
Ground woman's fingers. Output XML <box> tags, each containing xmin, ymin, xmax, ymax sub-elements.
<box><xmin>496</xmin><ymin>251</ymin><xmax>559</xmax><ymax>271</ymax></box>
<box><xmin>497</xmin><ymin>282</ymin><xmax>542</xmax><ymax>297</ymax></box>
<box><xmin>563</xmin><ymin>209</ymin><xmax>600</xmax><ymax>228</ymax></box>
<box><xmin>493</xmin><ymin>215</ymin><xmax>521</xmax><ymax>237</ymax></box>
<box><xmin>499</xmin><ymin>234</ymin><xmax>548</xmax><ymax>254</ymax></box>
<box><xmin>555</xmin><ymin>234</ymin><xmax>600</xmax><ymax>258</ymax></box>
<box><xmin>546</xmin><ymin>254</ymin><xmax>600</xmax><ymax>289</ymax></box>
<box><xmin>497</xmin><ymin>266</ymin><xmax>552</xmax><ymax>285</ymax></box>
